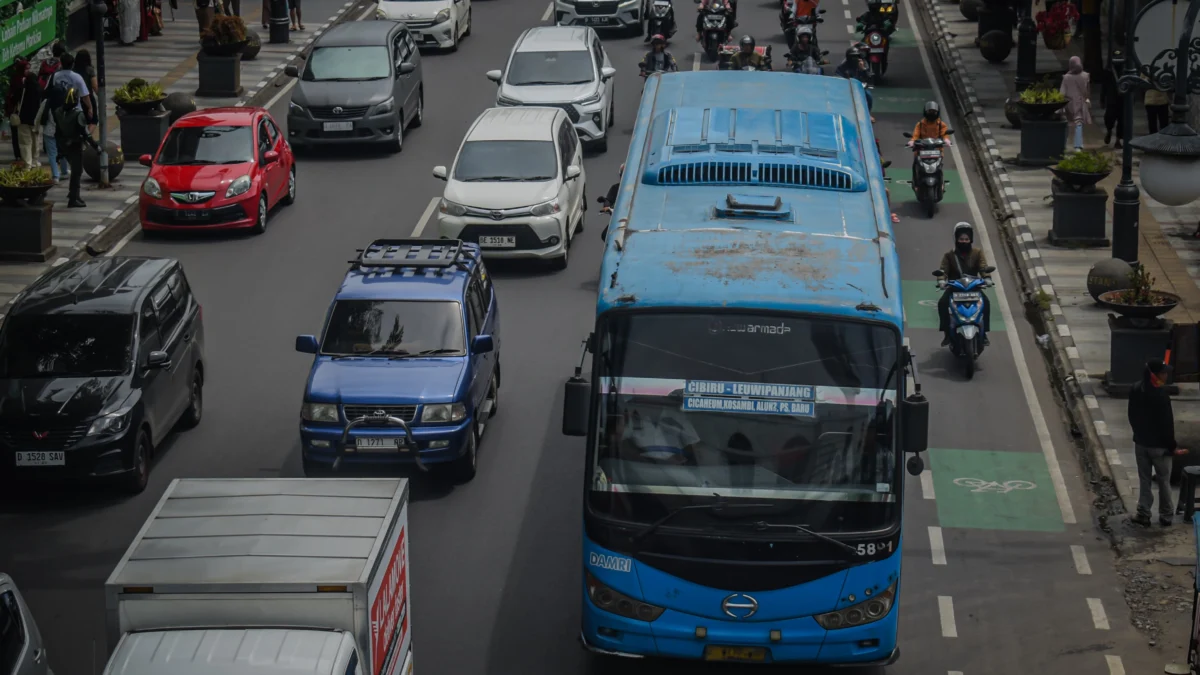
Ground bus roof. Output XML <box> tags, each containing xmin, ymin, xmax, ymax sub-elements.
<box><xmin>598</xmin><ymin>72</ymin><xmax>900</xmax><ymax>324</ymax></box>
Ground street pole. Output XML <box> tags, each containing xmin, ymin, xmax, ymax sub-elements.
<box><xmin>90</xmin><ymin>0</ymin><xmax>109</xmax><ymax>188</ymax></box>
<box><xmin>1014</xmin><ymin>0</ymin><xmax>1037</xmax><ymax>90</ymax></box>
<box><xmin>1109</xmin><ymin>0</ymin><xmax>1140</xmax><ymax>264</ymax></box>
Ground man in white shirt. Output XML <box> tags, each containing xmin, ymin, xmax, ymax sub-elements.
<box><xmin>49</xmin><ymin>53</ymin><xmax>93</xmax><ymax>124</ymax></box>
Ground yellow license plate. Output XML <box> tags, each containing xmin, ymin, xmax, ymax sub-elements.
<box><xmin>703</xmin><ymin>646</ymin><xmax>768</xmax><ymax>662</ymax></box>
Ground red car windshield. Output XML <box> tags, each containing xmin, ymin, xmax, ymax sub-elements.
<box><xmin>157</xmin><ymin>125</ymin><xmax>255</xmax><ymax>166</ymax></box>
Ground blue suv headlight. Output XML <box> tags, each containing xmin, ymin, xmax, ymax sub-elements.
<box><xmin>301</xmin><ymin>402</ymin><xmax>339</xmax><ymax>423</ymax></box>
<box><xmin>422</xmin><ymin>403</ymin><xmax>466</xmax><ymax>423</ymax></box>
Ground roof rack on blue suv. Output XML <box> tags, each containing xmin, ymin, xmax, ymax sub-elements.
<box><xmin>297</xmin><ymin>237</ymin><xmax>500</xmax><ymax>484</ymax></box>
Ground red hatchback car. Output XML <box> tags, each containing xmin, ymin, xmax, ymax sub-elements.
<box><xmin>139</xmin><ymin>107</ymin><xmax>296</xmax><ymax>234</ymax></box>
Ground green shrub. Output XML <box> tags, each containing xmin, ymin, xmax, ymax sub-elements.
<box><xmin>113</xmin><ymin>79</ymin><xmax>165</xmax><ymax>106</ymax></box>
<box><xmin>1056</xmin><ymin>149</ymin><xmax>1112</xmax><ymax>173</ymax></box>
<box><xmin>1018</xmin><ymin>78</ymin><xmax>1066</xmax><ymax>104</ymax></box>
<box><xmin>202</xmin><ymin>14</ymin><xmax>247</xmax><ymax>45</ymax></box>
<box><xmin>0</xmin><ymin>165</ymin><xmax>52</xmax><ymax>187</ymax></box>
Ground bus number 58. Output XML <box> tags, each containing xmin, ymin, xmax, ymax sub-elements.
<box><xmin>856</xmin><ymin>541</ymin><xmax>894</xmax><ymax>556</ymax></box>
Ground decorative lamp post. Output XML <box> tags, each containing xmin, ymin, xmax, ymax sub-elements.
<box><xmin>1015</xmin><ymin>0</ymin><xmax>1038</xmax><ymax>90</ymax></box>
<box><xmin>89</xmin><ymin>0</ymin><xmax>110</xmax><ymax>188</ymax></box>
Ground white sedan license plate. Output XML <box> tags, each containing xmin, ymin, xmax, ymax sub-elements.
<box><xmin>15</xmin><ymin>451</ymin><xmax>65</xmax><ymax>467</ymax></box>
<box><xmin>356</xmin><ymin>437</ymin><xmax>400</xmax><ymax>452</ymax></box>
<box><xmin>478</xmin><ymin>235</ymin><xmax>517</xmax><ymax>248</ymax></box>
<box><xmin>323</xmin><ymin>121</ymin><xmax>354</xmax><ymax>132</ymax></box>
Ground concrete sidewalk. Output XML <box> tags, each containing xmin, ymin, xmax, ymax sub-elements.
<box><xmin>0</xmin><ymin>0</ymin><xmax>371</xmax><ymax>321</ymax></box>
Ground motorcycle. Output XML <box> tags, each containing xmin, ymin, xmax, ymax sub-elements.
<box><xmin>859</xmin><ymin>19</ymin><xmax>891</xmax><ymax>83</ymax></box>
<box><xmin>785</xmin><ymin>49</ymin><xmax>828</xmax><ymax>74</ymax></box>
<box><xmin>933</xmin><ymin>266</ymin><xmax>995</xmax><ymax>379</ymax></box>
<box><xmin>648</xmin><ymin>0</ymin><xmax>676</xmax><ymax>39</ymax></box>
<box><xmin>597</xmin><ymin>195</ymin><xmax>614</xmax><ymax>241</ymax></box>
<box><xmin>783</xmin><ymin>5</ymin><xmax>824</xmax><ymax>49</ymax></box>
<box><xmin>903</xmin><ymin>128</ymin><xmax>953</xmax><ymax>217</ymax></box>
<box><xmin>695</xmin><ymin>0</ymin><xmax>733</xmax><ymax>62</ymax></box>
<box><xmin>717</xmin><ymin>43</ymin><xmax>773</xmax><ymax>70</ymax></box>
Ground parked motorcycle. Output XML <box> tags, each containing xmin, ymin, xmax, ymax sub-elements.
<box><xmin>695</xmin><ymin>0</ymin><xmax>733</xmax><ymax>62</ymax></box>
<box><xmin>785</xmin><ymin>49</ymin><xmax>828</xmax><ymax>74</ymax></box>
<box><xmin>933</xmin><ymin>266</ymin><xmax>995</xmax><ymax>379</ymax></box>
<box><xmin>903</xmin><ymin>129</ymin><xmax>954</xmax><ymax>217</ymax></box>
<box><xmin>648</xmin><ymin>0</ymin><xmax>676</xmax><ymax>39</ymax></box>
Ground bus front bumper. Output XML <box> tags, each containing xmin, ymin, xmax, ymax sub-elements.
<box><xmin>579</xmin><ymin>601</ymin><xmax>899</xmax><ymax>665</ymax></box>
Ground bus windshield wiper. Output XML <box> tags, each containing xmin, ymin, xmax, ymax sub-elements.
<box><xmin>747</xmin><ymin>521</ymin><xmax>858</xmax><ymax>555</ymax></box>
<box><xmin>630</xmin><ymin>494</ymin><xmax>774</xmax><ymax>546</ymax></box>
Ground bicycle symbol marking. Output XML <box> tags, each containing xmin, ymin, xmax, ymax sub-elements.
<box><xmin>952</xmin><ymin>477</ymin><xmax>1037</xmax><ymax>494</ymax></box>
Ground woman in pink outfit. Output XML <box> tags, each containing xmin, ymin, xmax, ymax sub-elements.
<box><xmin>1060</xmin><ymin>56</ymin><xmax>1092</xmax><ymax>151</ymax></box>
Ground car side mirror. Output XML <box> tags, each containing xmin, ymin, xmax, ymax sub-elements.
<box><xmin>932</xmin><ymin>269</ymin><xmax>945</xmax><ymax>277</ymax></box>
<box><xmin>295</xmin><ymin>335</ymin><xmax>319</xmax><ymax>354</ymax></box>
<box><xmin>562</xmin><ymin>375</ymin><xmax>590</xmax><ymax>436</ymax></box>
<box><xmin>902</xmin><ymin>131</ymin><xmax>912</xmax><ymax>138</ymax></box>
<box><xmin>901</xmin><ymin>392</ymin><xmax>929</xmax><ymax>454</ymax></box>
<box><xmin>264</xmin><ymin>150</ymin><xmax>280</xmax><ymax>163</ymax></box>
<box><xmin>284</xmin><ymin>65</ymin><xmax>299</xmax><ymax>77</ymax></box>
<box><xmin>486</xmin><ymin>69</ymin><xmax>502</xmax><ymax>83</ymax></box>
<box><xmin>433</xmin><ymin>165</ymin><xmax>448</xmax><ymax>180</ymax></box>
<box><xmin>398</xmin><ymin>62</ymin><xmax>415</xmax><ymax>76</ymax></box>
<box><xmin>566</xmin><ymin>165</ymin><xmax>581</xmax><ymax>181</ymax></box>
<box><xmin>601</xmin><ymin>66</ymin><xmax>617</xmax><ymax>81</ymax></box>
<box><xmin>146</xmin><ymin>350</ymin><xmax>171</xmax><ymax>369</ymax></box>
<box><xmin>471</xmin><ymin>334</ymin><xmax>495</xmax><ymax>354</ymax></box>
<box><xmin>139</xmin><ymin>154</ymin><xmax>153</xmax><ymax>167</ymax></box>
<box><xmin>982</xmin><ymin>265</ymin><xmax>996</xmax><ymax>274</ymax></box>
<box><xmin>946</xmin><ymin>128</ymin><xmax>956</xmax><ymax>135</ymax></box>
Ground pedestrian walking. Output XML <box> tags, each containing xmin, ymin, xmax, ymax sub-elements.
<box><xmin>15</xmin><ymin>73</ymin><xmax>44</xmax><ymax>168</ymax></box>
<box><xmin>1102</xmin><ymin>58</ymin><xmax>1124</xmax><ymax>148</ymax></box>
<box><xmin>73</xmin><ymin>49</ymin><xmax>99</xmax><ymax>126</ymax></box>
<box><xmin>37</xmin><ymin>91</ymin><xmax>69</xmax><ymax>184</ymax></box>
<box><xmin>52</xmin><ymin>88</ymin><xmax>92</xmax><ymax>209</ymax></box>
<box><xmin>117</xmin><ymin>0</ymin><xmax>142</xmax><ymax>45</ymax></box>
<box><xmin>290</xmin><ymin>0</ymin><xmax>303</xmax><ymax>31</ymax></box>
<box><xmin>49</xmin><ymin>53</ymin><xmax>95</xmax><ymax>128</ymax></box>
<box><xmin>195</xmin><ymin>0</ymin><xmax>215</xmax><ymax>35</ymax></box>
<box><xmin>1146</xmin><ymin>87</ymin><xmax>1170</xmax><ymax>134</ymax></box>
<box><xmin>1128</xmin><ymin>358</ymin><xmax>1187</xmax><ymax>527</ymax></box>
<box><xmin>5</xmin><ymin>57</ymin><xmax>31</xmax><ymax>160</ymax></box>
<box><xmin>1060</xmin><ymin>56</ymin><xmax>1091</xmax><ymax>152</ymax></box>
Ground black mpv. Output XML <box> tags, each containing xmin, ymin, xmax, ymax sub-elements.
<box><xmin>0</xmin><ymin>257</ymin><xmax>206</xmax><ymax>494</ymax></box>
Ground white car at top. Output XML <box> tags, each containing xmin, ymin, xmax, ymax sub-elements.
<box><xmin>433</xmin><ymin>107</ymin><xmax>588</xmax><ymax>270</ymax></box>
<box><xmin>376</xmin><ymin>0</ymin><xmax>471</xmax><ymax>50</ymax></box>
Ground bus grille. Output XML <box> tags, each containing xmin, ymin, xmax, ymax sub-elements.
<box><xmin>653</xmin><ymin>161</ymin><xmax>853</xmax><ymax>190</ymax></box>
<box><xmin>656</xmin><ymin>161</ymin><xmax>753</xmax><ymax>184</ymax></box>
<box><xmin>759</xmin><ymin>163</ymin><xmax>853</xmax><ymax>190</ymax></box>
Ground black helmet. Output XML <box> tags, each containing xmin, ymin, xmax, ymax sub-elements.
<box><xmin>740</xmin><ymin>35</ymin><xmax>755</xmax><ymax>50</ymax></box>
<box><xmin>923</xmin><ymin>100</ymin><xmax>940</xmax><ymax>121</ymax></box>
<box><xmin>953</xmin><ymin>221</ymin><xmax>974</xmax><ymax>243</ymax></box>
<box><xmin>846</xmin><ymin>46</ymin><xmax>861</xmax><ymax>60</ymax></box>
<box><xmin>650</xmin><ymin>33</ymin><xmax>666</xmax><ymax>46</ymax></box>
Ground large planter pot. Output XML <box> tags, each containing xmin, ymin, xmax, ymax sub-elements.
<box><xmin>113</xmin><ymin>97</ymin><xmax>166</xmax><ymax>116</ymax></box>
<box><xmin>1015</xmin><ymin>100</ymin><xmax>1066</xmax><ymax>120</ymax></box>
<box><xmin>84</xmin><ymin>140</ymin><xmax>125</xmax><ymax>182</ymax></box>
<box><xmin>1042</xmin><ymin>31</ymin><xmax>1069</xmax><ymax>50</ymax></box>
<box><xmin>0</xmin><ymin>202</ymin><xmax>57</xmax><ymax>262</ymax></box>
<box><xmin>0</xmin><ymin>183</ymin><xmax>53</xmax><ymax>206</ymax></box>
<box><xmin>979</xmin><ymin>29</ymin><xmax>1013</xmax><ymax>62</ymax></box>
<box><xmin>1048</xmin><ymin>179</ymin><xmax>1109</xmax><ymax>247</ymax></box>
<box><xmin>1047</xmin><ymin>166</ymin><xmax>1112</xmax><ymax>191</ymax></box>
<box><xmin>960</xmin><ymin>0</ymin><xmax>981</xmax><ymax>20</ymax></box>
<box><xmin>243</xmin><ymin>30</ymin><xmax>262</xmax><ymax>60</ymax></box>
<box><xmin>1103</xmin><ymin>315</ymin><xmax>1177</xmax><ymax>396</ymax></box>
<box><xmin>200</xmin><ymin>40</ymin><xmax>246</xmax><ymax>57</ymax></box>
<box><xmin>118</xmin><ymin>108</ymin><xmax>171</xmax><ymax>157</ymax></box>
<box><xmin>1098</xmin><ymin>289</ymin><xmax>1181</xmax><ymax>321</ymax></box>
<box><xmin>1018</xmin><ymin>118</ymin><xmax>1067</xmax><ymax>166</ymax></box>
<box><xmin>196</xmin><ymin>51</ymin><xmax>245</xmax><ymax>98</ymax></box>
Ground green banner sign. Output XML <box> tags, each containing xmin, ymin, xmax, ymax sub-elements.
<box><xmin>1</xmin><ymin>0</ymin><xmax>56</xmax><ymax>70</ymax></box>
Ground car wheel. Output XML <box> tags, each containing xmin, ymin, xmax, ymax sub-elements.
<box><xmin>390</xmin><ymin>119</ymin><xmax>404</xmax><ymax>154</ymax></box>
<box><xmin>463</xmin><ymin>9</ymin><xmax>471</xmax><ymax>36</ymax></box>
<box><xmin>449</xmin><ymin>422</ymin><xmax>478</xmax><ymax>482</ymax></box>
<box><xmin>577</xmin><ymin>193</ymin><xmax>586</xmax><ymax>233</ymax></box>
<box><xmin>487</xmin><ymin>370</ymin><xmax>499</xmax><ymax>418</ymax></box>
<box><xmin>448</xmin><ymin>24</ymin><xmax>460</xmax><ymax>52</ymax></box>
<box><xmin>592</xmin><ymin>135</ymin><xmax>608</xmax><ymax>153</ymax></box>
<box><xmin>251</xmin><ymin>193</ymin><xmax>268</xmax><ymax>234</ymax></box>
<box><xmin>121</xmin><ymin>429</ymin><xmax>151</xmax><ymax>494</ymax></box>
<box><xmin>178</xmin><ymin>370</ymin><xmax>203</xmax><ymax>429</ymax></box>
<box><xmin>608</xmin><ymin>99</ymin><xmax>614</xmax><ymax>128</ymax></box>
<box><xmin>409</xmin><ymin>89</ymin><xmax>424</xmax><ymax>129</ymax></box>
<box><xmin>281</xmin><ymin>166</ymin><xmax>296</xmax><ymax>205</ymax></box>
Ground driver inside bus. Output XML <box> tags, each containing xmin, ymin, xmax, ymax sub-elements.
<box><xmin>609</xmin><ymin>396</ymin><xmax>702</xmax><ymax>465</ymax></box>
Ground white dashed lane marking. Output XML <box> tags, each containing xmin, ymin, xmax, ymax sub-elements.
<box><xmin>1087</xmin><ymin>598</ymin><xmax>1110</xmax><ymax>630</ymax></box>
<box><xmin>928</xmin><ymin>526</ymin><xmax>946</xmax><ymax>565</ymax></box>
<box><xmin>542</xmin><ymin>2</ymin><xmax>553</xmax><ymax>21</ymax></box>
<box><xmin>920</xmin><ymin>471</ymin><xmax>935</xmax><ymax>499</ymax></box>
<box><xmin>938</xmin><ymin>596</ymin><xmax>957</xmax><ymax>638</ymax></box>
<box><xmin>1106</xmin><ymin>655</ymin><xmax>1125</xmax><ymax>675</ymax></box>
<box><xmin>1071</xmin><ymin>545</ymin><xmax>1092</xmax><ymax>575</ymax></box>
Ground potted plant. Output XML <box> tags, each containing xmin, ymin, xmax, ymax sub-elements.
<box><xmin>1048</xmin><ymin>150</ymin><xmax>1113</xmax><ymax>247</ymax></box>
<box><xmin>197</xmin><ymin>15</ymin><xmax>247</xmax><ymax>98</ymax></box>
<box><xmin>0</xmin><ymin>165</ymin><xmax>57</xmax><ymax>262</ymax></box>
<box><xmin>1015</xmin><ymin>78</ymin><xmax>1067</xmax><ymax>120</ymax></box>
<box><xmin>113</xmin><ymin>78</ymin><xmax>170</xmax><ymax>157</ymax></box>
<box><xmin>113</xmin><ymin>78</ymin><xmax>166</xmax><ymax>115</ymax></box>
<box><xmin>1035</xmin><ymin>1</ymin><xmax>1078</xmax><ymax>50</ymax></box>
<box><xmin>1048</xmin><ymin>149</ymin><xmax>1113</xmax><ymax>191</ymax></box>
<box><xmin>1100</xmin><ymin>266</ymin><xmax>1182</xmax><ymax>395</ymax></box>
<box><xmin>1099</xmin><ymin>267</ymin><xmax>1180</xmax><ymax>321</ymax></box>
<box><xmin>1016</xmin><ymin>79</ymin><xmax>1067</xmax><ymax>165</ymax></box>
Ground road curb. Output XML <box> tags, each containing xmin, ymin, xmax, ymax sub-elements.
<box><xmin>912</xmin><ymin>0</ymin><xmax>1136</xmax><ymax>516</ymax></box>
<box><xmin>76</xmin><ymin>0</ymin><xmax>377</xmax><ymax>259</ymax></box>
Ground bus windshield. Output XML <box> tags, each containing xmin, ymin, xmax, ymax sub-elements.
<box><xmin>588</xmin><ymin>311</ymin><xmax>901</xmax><ymax>536</ymax></box>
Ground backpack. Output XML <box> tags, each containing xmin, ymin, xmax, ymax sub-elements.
<box><xmin>42</xmin><ymin>78</ymin><xmax>68</xmax><ymax>112</ymax></box>
<box><xmin>37</xmin><ymin>58</ymin><xmax>61</xmax><ymax>90</ymax></box>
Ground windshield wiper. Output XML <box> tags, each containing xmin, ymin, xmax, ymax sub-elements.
<box><xmin>745</xmin><ymin>521</ymin><xmax>859</xmax><ymax>555</ymax></box>
<box><xmin>521</xmin><ymin>176</ymin><xmax>555</xmax><ymax>181</ymax></box>
<box><xmin>217</xmin><ymin>160</ymin><xmax>250</xmax><ymax>164</ymax></box>
<box><xmin>512</xmin><ymin>80</ymin><xmax>567</xmax><ymax>86</ymax></box>
<box><xmin>461</xmin><ymin>177</ymin><xmax>526</xmax><ymax>182</ymax></box>
<box><xmin>316</xmin><ymin>77</ymin><xmax>381</xmax><ymax>82</ymax></box>
<box><xmin>386</xmin><ymin>348</ymin><xmax>460</xmax><ymax>359</ymax></box>
<box><xmin>630</xmin><ymin>494</ymin><xmax>774</xmax><ymax>546</ymax></box>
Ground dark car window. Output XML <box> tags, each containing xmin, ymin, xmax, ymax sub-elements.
<box><xmin>345</xmin><ymin>652</ymin><xmax>359</xmax><ymax>675</ymax></box>
<box><xmin>321</xmin><ymin>300</ymin><xmax>466</xmax><ymax>356</ymax></box>
<box><xmin>305</xmin><ymin>46</ymin><xmax>391</xmax><ymax>81</ymax></box>
<box><xmin>466</xmin><ymin>283</ymin><xmax>484</xmax><ymax>338</ymax></box>
<box><xmin>154</xmin><ymin>274</ymin><xmax>187</xmax><ymax>340</ymax></box>
<box><xmin>506</xmin><ymin>50</ymin><xmax>594</xmax><ymax>85</ymax></box>
<box><xmin>0</xmin><ymin>591</ymin><xmax>26</xmax><ymax>675</ymax></box>
<box><xmin>477</xmin><ymin>262</ymin><xmax>493</xmax><ymax>307</ymax></box>
<box><xmin>266</xmin><ymin>118</ymin><xmax>281</xmax><ymax>144</ymax></box>
<box><xmin>453</xmin><ymin>140</ymin><xmax>557</xmax><ymax>182</ymax></box>
<box><xmin>0</xmin><ymin>314</ymin><xmax>134</xmax><ymax>378</ymax></box>
<box><xmin>140</xmin><ymin>303</ymin><xmax>163</xmax><ymax>356</ymax></box>
<box><xmin>157</xmin><ymin>126</ymin><xmax>254</xmax><ymax>166</ymax></box>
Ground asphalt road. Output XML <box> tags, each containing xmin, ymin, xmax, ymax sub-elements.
<box><xmin>0</xmin><ymin>0</ymin><xmax>1173</xmax><ymax>673</ymax></box>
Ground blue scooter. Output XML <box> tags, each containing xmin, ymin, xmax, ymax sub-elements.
<box><xmin>933</xmin><ymin>266</ymin><xmax>995</xmax><ymax>379</ymax></box>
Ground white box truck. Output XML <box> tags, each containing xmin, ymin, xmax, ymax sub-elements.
<box><xmin>102</xmin><ymin>478</ymin><xmax>412</xmax><ymax>675</ymax></box>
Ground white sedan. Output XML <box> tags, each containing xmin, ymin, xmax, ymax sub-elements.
<box><xmin>376</xmin><ymin>0</ymin><xmax>471</xmax><ymax>51</ymax></box>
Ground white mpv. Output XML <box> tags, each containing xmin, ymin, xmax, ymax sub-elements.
<box><xmin>433</xmin><ymin>107</ymin><xmax>587</xmax><ymax>270</ymax></box>
<box><xmin>376</xmin><ymin>0</ymin><xmax>471</xmax><ymax>50</ymax></box>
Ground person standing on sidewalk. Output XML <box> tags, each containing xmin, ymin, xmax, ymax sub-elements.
<box><xmin>5</xmin><ymin>58</ymin><xmax>31</xmax><ymax>160</ymax></box>
<box><xmin>1102</xmin><ymin>58</ymin><xmax>1124</xmax><ymax>148</ymax></box>
<box><xmin>73</xmin><ymin>50</ymin><xmax>99</xmax><ymax>126</ymax></box>
<box><xmin>52</xmin><ymin>88</ymin><xmax>92</xmax><ymax>209</ymax></box>
<box><xmin>1129</xmin><ymin>358</ymin><xmax>1188</xmax><ymax>526</ymax></box>
<box><xmin>1060</xmin><ymin>56</ymin><xmax>1091</xmax><ymax>152</ymax></box>
<box><xmin>1145</xmin><ymin>87</ymin><xmax>1170</xmax><ymax>134</ymax></box>
<box><xmin>15</xmin><ymin>73</ymin><xmax>44</xmax><ymax>168</ymax></box>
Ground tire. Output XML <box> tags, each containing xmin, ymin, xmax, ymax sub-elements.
<box><xmin>281</xmin><ymin>166</ymin><xmax>296</xmax><ymax>205</ymax></box>
<box><xmin>178</xmin><ymin>370</ymin><xmax>203</xmax><ymax>430</ymax></box>
<box><xmin>925</xmin><ymin>197</ymin><xmax>936</xmax><ymax>218</ymax></box>
<box><xmin>487</xmin><ymin>372</ymin><xmax>499</xmax><ymax>418</ymax></box>
<box><xmin>409</xmin><ymin>90</ymin><xmax>424</xmax><ymax>129</ymax></box>
<box><xmin>577</xmin><ymin>193</ymin><xmax>585</xmax><ymax>233</ymax></box>
<box><xmin>592</xmin><ymin>135</ymin><xmax>608</xmax><ymax>153</ymax></box>
<box><xmin>634</xmin><ymin>7</ymin><xmax>646</xmax><ymax>36</ymax></box>
<box><xmin>250</xmin><ymin>193</ymin><xmax>268</xmax><ymax>234</ymax></box>
<box><xmin>448</xmin><ymin>24</ymin><xmax>459</xmax><ymax>52</ymax></box>
<box><xmin>963</xmin><ymin>340</ymin><xmax>976</xmax><ymax>380</ymax></box>
<box><xmin>121</xmin><ymin>429</ymin><xmax>151</xmax><ymax>494</ymax></box>
<box><xmin>463</xmin><ymin>9</ymin><xmax>471</xmax><ymax>36</ymax></box>
<box><xmin>390</xmin><ymin>116</ymin><xmax>404</xmax><ymax>154</ymax></box>
<box><xmin>607</xmin><ymin>99</ymin><xmax>614</xmax><ymax>128</ymax></box>
<box><xmin>449</xmin><ymin>422</ymin><xmax>479</xmax><ymax>482</ymax></box>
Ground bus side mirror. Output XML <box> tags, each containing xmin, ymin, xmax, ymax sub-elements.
<box><xmin>901</xmin><ymin>392</ymin><xmax>929</xmax><ymax>454</ymax></box>
<box><xmin>907</xmin><ymin>454</ymin><xmax>924</xmax><ymax>476</ymax></box>
<box><xmin>563</xmin><ymin>375</ymin><xmax>590</xmax><ymax>436</ymax></box>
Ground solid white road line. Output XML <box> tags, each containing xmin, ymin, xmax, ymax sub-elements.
<box><xmin>902</xmin><ymin>0</ymin><xmax>1077</xmax><ymax>525</ymax></box>
<box><xmin>1087</xmin><ymin>598</ymin><xmax>1110</xmax><ymax>630</ymax></box>
<box><xmin>412</xmin><ymin>197</ymin><xmax>440</xmax><ymax>236</ymax></box>
<box><xmin>105</xmin><ymin>224</ymin><xmax>142</xmax><ymax>257</ymax></box>
<box><xmin>949</xmin><ymin>672</ymin><xmax>964</xmax><ymax>675</ymax></box>
<box><xmin>920</xmin><ymin>471</ymin><xmax>936</xmax><ymax>499</ymax></box>
<box><xmin>938</xmin><ymin>596</ymin><xmax>957</xmax><ymax>637</ymax></box>
<box><xmin>1106</xmin><ymin>655</ymin><xmax>1125</xmax><ymax>675</ymax></box>
<box><xmin>928</xmin><ymin>526</ymin><xmax>947</xmax><ymax>565</ymax></box>
<box><xmin>1071</xmin><ymin>545</ymin><xmax>1093</xmax><ymax>575</ymax></box>
<box><xmin>693</xmin><ymin>53</ymin><xmax>702</xmax><ymax>71</ymax></box>
<box><xmin>542</xmin><ymin>2</ymin><xmax>553</xmax><ymax>21</ymax></box>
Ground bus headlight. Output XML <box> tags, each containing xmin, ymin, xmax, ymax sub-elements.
<box><xmin>585</xmin><ymin>571</ymin><xmax>664</xmax><ymax>622</ymax></box>
<box><xmin>813</xmin><ymin>582</ymin><xmax>896</xmax><ymax>630</ymax></box>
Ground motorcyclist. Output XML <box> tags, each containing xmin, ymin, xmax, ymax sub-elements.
<box><xmin>907</xmin><ymin>100</ymin><xmax>950</xmax><ymax>175</ymax></box>
<box><xmin>639</xmin><ymin>35</ymin><xmax>679</xmax><ymax>73</ymax></box>
<box><xmin>695</xmin><ymin>0</ymin><xmax>734</xmax><ymax>41</ymax></box>
<box><xmin>729</xmin><ymin>35</ymin><xmax>769</xmax><ymax>70</ymax></box>
<box><xmin>788</xmin><ymin>28</ymin><xmax>820</xmax><ymax>65</ymax></box>
<box><xmin>937</xmin><ymin>222</ymin><xmax>991</xmax><ymax>346</ymax></box>
<box><xmin>835</xmin><ymin>45</ymin><xmax>870</xmax><ymax>81</ymax></box>
<box><xmin>855</xmin><ymin>0</ymin><xmax>897</xmax><ymax>35</ymax></box>
<box><xmin>600</xmin><ymin>163</ymin><xmax>624</xmax><ymax>241</ymax></box>
<box><xmin>781</xmin><ymin>0</ymin><xmax>818</xmax><ymax>27</ymax></box>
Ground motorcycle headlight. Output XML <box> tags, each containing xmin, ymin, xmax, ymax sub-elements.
<box><xmin>652</xmin><ymin>3</ymin><xmax>668</xmax><ymax>15</ymax></box>
<box><xmin>142</xmin><ymin>177</ymin><xmax>162</xmax><ymax>199</ymax></box>
<box><xmin>421</xmin><ymin>403</ymin><xmax>467</xmax><ymax>423</ymax></box>
<box><xmin>225</xmin><ymin>174</ymin><xmax>252</xmax><ymax>199</ymax></box>
<box><xmin>868</xmin><ymin>32</ymin><xmax>883</xmax><ymax>45</ymax></box>
<box><xmin>704</xmin><ymin>15</ymin><xmax>722</xmax><ymax>26</ymax></box>
<box><xmin>439</xmin><ymin>198</ymin><xmax>467</xmax><ymax>217</ymax></box>
<box><xmin>921</xmin><ymin>161</ymin><xmax>940</xmax><ymax>172</ymax></box>
<box><xmin>434</xmin><ymin>8</ymin><xmax>451</xmax><ymax>23</ymax></box>
<box><xmin>301</xmin><ymin>402</ymin><xmax>340</xmax><ymax>423</ymax></box>
<box><xmin>530</xmin><ymin>199</ymin><xmax>562</xmax><ymax>217</ymax></box>
<box><xmin>814</xmin><ymin>582</ymin><xmax>896</xmax><ymax>630</ymax></box>
<box><xmin>87</xmin><ymin>407</ymin><xmax>133</xmax><ymax>436</ymax></box>
<box><xmin>585</xmin><ymin>572</ymin><xmax>665</xmax><ymax>622</ymax></box>
<box><xmin>373</xmin><ymin>97</ymin><xmax>395</xmax><ymax>115</ymax></box>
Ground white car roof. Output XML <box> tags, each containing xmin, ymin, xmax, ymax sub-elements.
<box><xmin>516</xmin><ymin>26</ymin><xmax>591</xmax><ymax>52</ymax></box>
<box><xmin>466</xmin><ymin>107</ymin><xmax>562</xmax><ymax>142</ymax></box>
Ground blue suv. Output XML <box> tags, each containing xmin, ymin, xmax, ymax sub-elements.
<box><xmin>295</xmin><ymin>239</ymin><xmax>501</xmax><ymax>481</ymax></box>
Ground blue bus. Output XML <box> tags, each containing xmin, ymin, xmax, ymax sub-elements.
<box><xmin>560</xmin><ymin>71</ymin><xmax>930</xmax><ymax>667</ymax></box>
